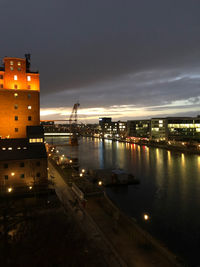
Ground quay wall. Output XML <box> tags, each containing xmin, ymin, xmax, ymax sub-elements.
<box><xmin>103</xmin><ymin>192</ymin><xmax>183</xmax><ymax>267</ymax></box>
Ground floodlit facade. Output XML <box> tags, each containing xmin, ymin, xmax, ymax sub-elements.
<box><xmin>0</xmin><ymin>55</ymin><xmax>47</xmax><ymax>194</ymax></box>
<box><xmin>0</xmin><ymin>57</ymin><xmax>40</xmax><ymax>139</ymax></box>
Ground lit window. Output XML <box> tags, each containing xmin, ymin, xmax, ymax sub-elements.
<box><xmin>17</xmin><ymin>147</ymin><xmax>21</xmax><ymax>150</ymax></box>
<box><xmin>10</xmin><ymin>61</ymin><xmax>13</xmax><ymax>65</ymax></box>
<box><xmin>28</xmin><ymin>105</ymin><xmax>32</xmax><ymax>110</ymax></box>
<box><xmin>14</xmin><ymin>85</ymin><xmax>18</xmax><ymax>89</ymax></box>
<box><xmin>8</xmin><ymin>147</ymin><xmax>12</xmax><ymax>150</ymax></box>
<box><xmin>15</xmin><ymin>116</ymin><xmax>18</xmax><ymax>121</ymax></box>
<box><xmin>2</xmin><ymin>147</ymin><xmax>6</xmax><ymax>150</ymax></box>
<box><xmin>10</xmin><ymin>67</ymin><xmax>14</xmax><ymax>71</ymax></box>
<box><xmin>17</xmin><ymin>62</ymin><xmax>21</xmax><ymax>66</ymax></box>
<box><xmin>27</xmin><ymin>76</ymin><xmax>31</xmax><ymax>81</ymax></box>
<box><xmin>14</xmin><ymin>93</ymin><xmax>18</xmax><ymax>98</ymax></box>
<box><xmin>23</xmin><ymin>147</ymin><xmax>27</xmax><ymax>150</ymax></box>
<box><xmin>14</xmin><ymin>104</ymin><xmax>18</xmax><ymax>109</ymax></box>
<box><xmin>14</xmin><ymin>75</ymin><xmax>18</xmax><ymax>80</ymax></box>
<box><xmin>27</xmin><ymin>85</ymin><xmax>31</xmax><ymax>89</ymax></box>
<box><xmin>15</xmin><ymin>128</ymin><xmax>18</xmax><ymax>132</ymax></box>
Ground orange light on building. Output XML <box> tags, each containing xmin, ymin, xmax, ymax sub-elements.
<box><xmin>0</xmin><ymin>57</ymin><xmax>40</xmax><ymax>139</ymax></box>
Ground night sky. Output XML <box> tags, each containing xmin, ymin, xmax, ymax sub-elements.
<box><xmin>1</xmin><ymin>0</ymin><xmax>200</xmax><ymax>122</ymax></box>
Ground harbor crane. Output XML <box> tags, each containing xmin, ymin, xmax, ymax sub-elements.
<box><xmin>69</xmin><ymin>102</ymin><xmax>80</xmax><ymax>145</ymax></box>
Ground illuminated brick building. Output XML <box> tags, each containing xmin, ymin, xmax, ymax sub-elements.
<box><xmin>0</xmin><ymin>55</ymin><xmax>47</xmax><ymax>194</ymax></box>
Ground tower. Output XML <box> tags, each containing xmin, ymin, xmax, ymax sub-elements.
<box><xmin>0</xmin><ymin>55</ymin><xmax>47</xmax><ymax>194</ymax></box>
<box><xmin>0</xmin><ymin>56</ymin><xmax>40</xmax><ymax>139</ymax></box>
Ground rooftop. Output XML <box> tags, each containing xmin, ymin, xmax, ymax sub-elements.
<box><xmin>0</xmin><ymin>139</ymin><xmax>47</xmax><ymax>161</ymax></box>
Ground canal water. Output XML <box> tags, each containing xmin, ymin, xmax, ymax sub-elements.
<box><xmin>46</xmin><ymin>136</ymin><xmax>200</xmax><ymax>266</ymax></box>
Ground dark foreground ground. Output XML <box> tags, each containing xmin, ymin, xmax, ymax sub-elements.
<box><xmin>0</xmin><ymin>194</ymin><xmax>106</xmax><ymax>267</ymax></box>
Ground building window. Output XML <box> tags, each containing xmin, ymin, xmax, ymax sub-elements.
<box><xmin>0</xmin><ymin>75</ymin><xmax>3</xmax><ymax>79</ymax></box>
<box><xmin>27</xmin><ymin>85</ymin><xmax>31</xmax><ymax>89</ymax></box>
<box><xmin>0</xmin><ymin>84</ymin><xmax>3</xmax><ymax>88</ymax></box>
<box><xmin>27</xmin><ymin>76</ymin><xmax>31</xmax><ymax>81</ymax></box>
<box><xmin>15</xmin><ymin>128</ymin><xmax>18</xmax><ymax>132</ymax></box>
<box><xmin>14</xmin><ymin>75</ymin><xmax>18</xmax><ymax>80</ymax></box>
<box><xmin>10</xmin><ymin>67</ymin><xmax>14</xmax><ymax>71</ymax></box>
<box><xmin>4</xmin><ymin>175</ymin><xmax>8</xmax><ymax>180</ymax></box>
<box><xmin>14</xmin><ymin>104</ymin><xmax>18</xmax><ymax>109</ymax></box>
<box><xmin>14</xmin><ymin>84</ymin><xmax>18</xmax><ymax>89</ymax></box>
<box><xmin>14</xmin><ymin>93</ymin><xmax>18</xmax><ymax>98</ymax></box>
<box><xmin>28</xmin><ymin>94</ymin><xmax>31</xmax><ymax>99</ymax></box>
<box><xmin>20</xmin><ymin>174</ymin><xmax>25</xmax><ymax>179</ymax></box>
<box><xmin>17</xmin><ymin>62</ymin><xmax>21</xmax><ymax>66</ymax></box>
<box><xmin>36</xmin><ymin>161</ymin><xmax>40</xmax><ymax>166</ymax></box>
<box><xmin>36</xmin><ymin>173</ymin><xmax>40</xmax><ymax>178</ymax></box>
<box><xmin>10</xmin><ymin>61</ymin><xmax>14</xmax><ymax>65</ymax></box>
<box><xmin>20</xmin><ymin>162</ymin><xmax>24</xmax><ymax>167</ymax></box>
<box><xmin>15</xmin><ymin>116</ymin><xmax>18</xmax><ymax>121</ymax></box>
<box><xmin>28</xmin><ymin>105</ymin><xmax>31</xmax><ymax>110</ymax></box>
<box><xmin>18</xmin><ymin>67</ymin><xmax>21</xmax><ymax>71</ymax></box>
<box><xmin>4</xmin><ymin>163</ymin><xmax>8</xmax><ymax>168</ymax></box>
<box><xmin>28</xmin><ymin>116</ymin><xmax>32</xmax><ymax>121</ymax></box>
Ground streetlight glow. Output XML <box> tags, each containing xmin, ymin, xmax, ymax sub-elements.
<box><xmin>80</xmin><ymin>173</ymin><xmax>83</xmax><ymax>177</ymax></box>
<box><xmin>11</xmin><ymin>172</ymin><xmax>15</xmax><ymax>176</ymax></box>
<box><xmin>144</xmin><ymin>213</ymin><xmax>150</xmax><ymax>221</ymax></box>
<box><xmin>8</xmin><ymin>187</ymin><xmax>13</xmax><ymax>193</ymax></box>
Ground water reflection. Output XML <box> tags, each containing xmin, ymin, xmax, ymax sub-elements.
<box><xmin>46</xmin><ymin>137</ymin><xmax>200</xmax><ymax>265</ymax></box>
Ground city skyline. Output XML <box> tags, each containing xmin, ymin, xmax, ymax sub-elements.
<box><xmin>1</xmin><ymin>0</ymin><xmax>200</xmax><ymax>122</ymax></box>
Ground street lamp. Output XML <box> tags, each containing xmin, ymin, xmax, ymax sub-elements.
<box><xmin>80</xmin><ymin>173</ymin><xmax>83</xmax><ymax>177</ymax></box>
<box><xmin>81</xmin><ymin>169</ymin><xmax>85</xmax><ymax>173</ymax></box>
<box><xmin>143</xmin><ymin>213</ymin><xmax>150</xmax><ymax>221</ymax></box>
<box><xmin>98</xmin><ymin>181</ymin><xmax>102</xmax><ymax>186</ymax></box>
<box><xmin>8</xmin><ymin>187</ymin><xmax>13</xmax><ymax>193</ymax></box>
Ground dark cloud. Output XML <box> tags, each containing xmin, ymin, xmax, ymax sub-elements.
<box><xmin>1</xmin><ymin>0</ymin><xmax>200</xmax><ymax>120</ymax></box>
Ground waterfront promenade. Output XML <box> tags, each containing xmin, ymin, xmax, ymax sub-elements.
<box><xmin>49</xmin><ymin>157</ymin><xmax>182</xmax><ymax>267</ymax></box>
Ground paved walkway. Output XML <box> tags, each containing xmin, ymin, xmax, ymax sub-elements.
<box><xmin>49</xmin><ymin>159</ymin><xmax>182</xmax><ymax>267</ymax></box>
<box><xmin>49</xmin><ymin>159</ymin><xmax>126</xmax><ymax>267</ymax></box>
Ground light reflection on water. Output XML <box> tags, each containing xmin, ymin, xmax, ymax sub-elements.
<box><xmin>46</xmin><ymin>137</ymin><xmax>200</xmax><ymax>265</ymax></box>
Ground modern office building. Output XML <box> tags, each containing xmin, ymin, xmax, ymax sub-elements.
<box><xmin>150</xmin><ymin>118</ymin><xmax>167</xmax><ymax>141</ymax></box>
<box><xmin>0</xmin><ymin>55</ymin><xmax>47</xmax><ymax>194</ymax></box>
<box><xmin>127</xmin><ymin>120</ymin><xmax>150</xmax><ymax>138</ymax></box>
<box><xmin>99</xmin><ymin>117</ymin><xmax>118</xmax><ymax>138</ymax></box>
<box><xmin>167</xmin><ymin>116</ymin><xmax>200</xmax><ymax>142</ymax></box>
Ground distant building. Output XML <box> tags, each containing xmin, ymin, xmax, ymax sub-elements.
<box><xmin>150</xmin><ymin>118</ymin><xmax>167</xmax><ymax>141</ymax></box>
<box><xmin>150</xmin><ymin>116</ymin><xmax>200</xmax><ymax>142</ymax></box>
<box><xmin>127</xmin><ymin>120</ymin><xmax>150</xmax><ymax>138</ymax></box>
<box><xmin>118</xmin><ymin>121</ymin><xmax>127</xmax><ymax>138</ymax></box>
<box><xmin>0</xmin><ymin>55</ymin><xmax>47</xmax><ymax>194</ymax></box>
<box><xmin>167</xmin><ymin>117</ymin><xmax>200</xmax><ymax>142</ymax></box>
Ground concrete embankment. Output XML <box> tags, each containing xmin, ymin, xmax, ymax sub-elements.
<box><xmin>48</xmin><ymin>157</ymin><xmax>183</xmax><ymax>267</ymax></box>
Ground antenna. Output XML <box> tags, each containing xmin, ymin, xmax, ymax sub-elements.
<box><xmin>25</xmin><ymin>53</ymin><xmax>31</xmax><ymax>72</ymax></box>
